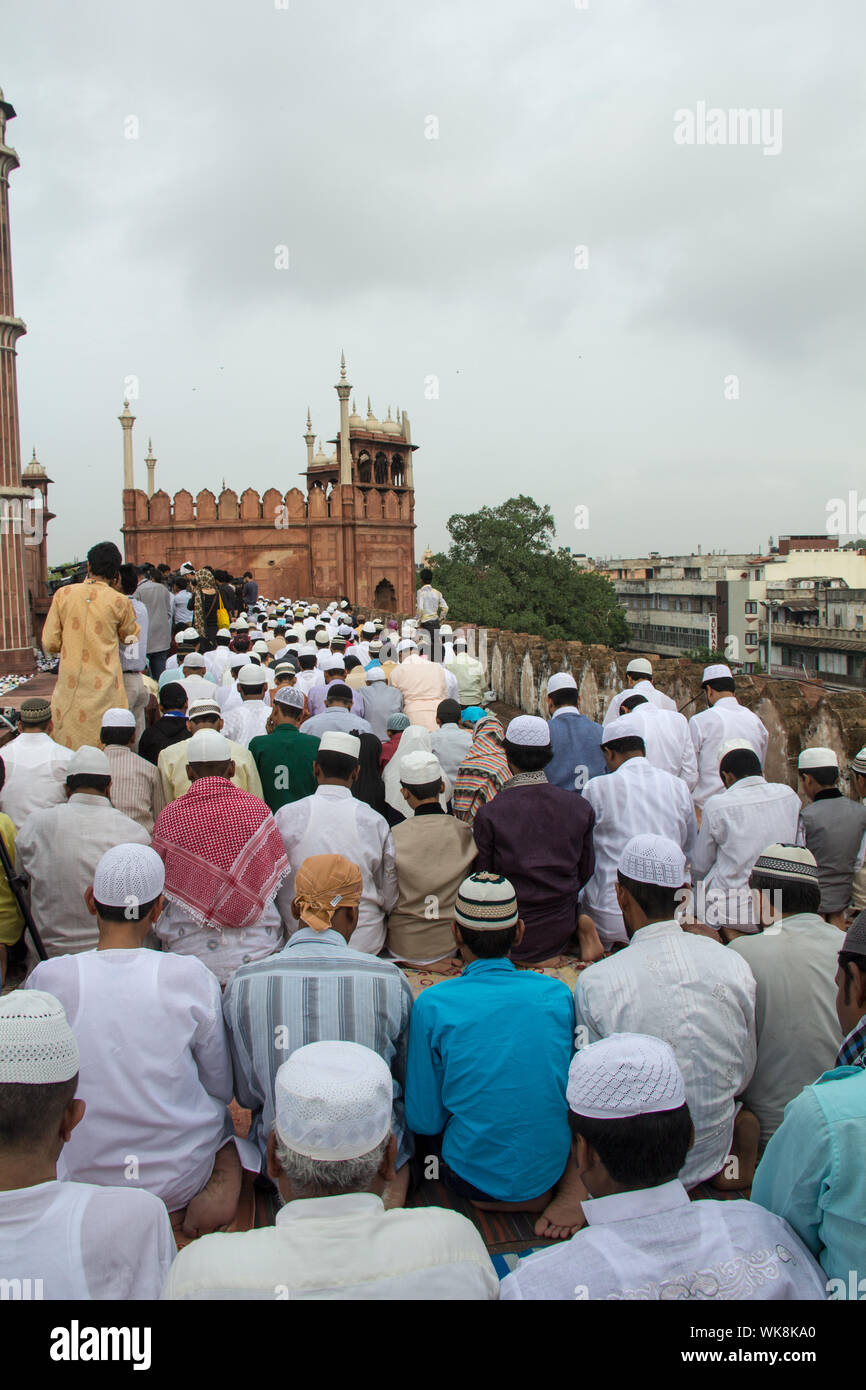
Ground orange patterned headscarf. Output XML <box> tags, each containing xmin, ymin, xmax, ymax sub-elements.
<box><xmin>292</xmin><ymin>854</ymin><xmax>363</xmax><ymax>932</ymax></box>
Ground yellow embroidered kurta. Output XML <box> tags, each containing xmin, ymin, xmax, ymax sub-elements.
<box><xmin>42</xmin><ymin>579</ymin><xmax>140</xmax><ymax>751</ymax></box>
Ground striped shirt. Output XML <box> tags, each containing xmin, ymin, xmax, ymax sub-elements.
<box><xmin>104</xmin><ymin>745</ymin><xmax>165</xmax><ymax>835</ymax></box>
<box><xmin>222</xmin><ymin>927</ymin><xmax>414</xmax><ymax>1166</ymax></box>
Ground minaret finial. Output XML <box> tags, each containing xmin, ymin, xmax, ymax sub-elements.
<box><xmin>340</xmin><ymin>350</ymin><xmax>347</xmax><ymax>381</ymax></box>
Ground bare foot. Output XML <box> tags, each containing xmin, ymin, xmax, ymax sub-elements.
<box><xmin>534</xmin><ymin>1153</ymin><xmax>589</xmax><ymax>1241</ymax></box>
<box><xmin>423</xmin><ymin>956</ymin><xmax>463</xmax><ymax>977</ymax></box>
<box><xmin>182</xmin><ymin>1140</ymin><xmax>242</xmax><ymax>1239</ymax></box>
<box><xmin>577</xmin><ymin>914</ymin><xmax>605</xmax><ymax>964</ymax></box>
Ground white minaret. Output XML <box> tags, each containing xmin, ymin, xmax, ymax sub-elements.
<box><xmin>333</xmin><ymin>350</ymin><xmax>353</xmax><ymax>486</ymax></box>
<box><xmin>304</xmin><ymin>407</ymin><xmax>315</xmax><ymax>469</ymax></box>
<box><xmin>145</xmin><ymin>437</ymin><xmax>156</xmax><ymax>497</ymax></box>
<box><xmin>119</xmin><ymin>399</ymin><xmax>136</xmax><ymax>491</ymax></box>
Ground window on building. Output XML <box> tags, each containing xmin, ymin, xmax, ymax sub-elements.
<box><xmin>744</xmin><ymin>600</ymin><xmax>758</xmax><ymax>614</ymax></box>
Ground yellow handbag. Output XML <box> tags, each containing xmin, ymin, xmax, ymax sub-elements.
<box><xmin>216</xmin><ymin>597</ymin><xmax>230</xmax><ymax>629</ymax></box>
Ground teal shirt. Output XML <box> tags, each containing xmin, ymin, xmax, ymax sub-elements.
<box><xmin>248</xmin><ymin>724</ymin><xmax>319</xmax><ymax>813</ymax></box>
<box><xmin>751</xmin><ymin>1064</ymin><xmax>866</xmax><ymax>1289</ymax></box>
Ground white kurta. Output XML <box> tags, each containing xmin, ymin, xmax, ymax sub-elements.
<box><xmin>155</xmin><ymin>897</ymin><xmax>284</xmax><ymax>986</ymax></box>
<box><xmin>626</xmin><ymin>704</ymin><xmax>698</xmax><ymax>789</ymax></box>
<box><xmin>691</xmin><ymin>776</ymin><xmax>805</xmax><ymax>927</ymax></box>
<box><xmin>293</xmin><ymin>667</ymin><xmax>324</xmax><ymax>698</ymax></box>
<box><xmin>222</xmin><ymin>700</ymin><xmax>271</xmax><ymax>749</ymax></box>
<box><xmin>0</xmin><ymin>1179</ymin><xmax>175</xmax><ymax>1300</ymax></box>
<box><xmin>0</xmin><ymin>731</ymin><xmax>72</xmax><ymax>827</ymax></box>
<box><xmin>27</xmin><ymin>948</ymin><xmax>234</xmax><ymax>1211</ymax></box>
<box><xmin>575</xmin><ymin>921</ymin><xmax>757</xmax><ymax>1187</ymax></box>
<box><xmin>500</xmin><ymin>1180</ymin><xmax>825</xmax><ymax>1300</ymax></box>
<box><xmin>15</xmin><ymin>794</ymin><xmax>150</xmax><ymax>955</ymax></box>
<box><xmin>603</xmin><ymin>679</ymin><xmax>677</xmax><ymax>725</ymax></box>
<box><xmin>689</xmin><ymin>697</ymin><xmax>769</xmax><ymax>810</ymax></box>
<box><xmin>274</xmin><ymin>785</ymin><xmax>398</xmax><ymax>954</ymax></box>
<box><xmin>580</xmin><ymin>758</ymin><xmax>698</xmax><ymax>946</ymax></box>
<box><xmin>161</xmin><ymin>1192</ymin><xmax>499</xmax><ymax>1300</ymax></box>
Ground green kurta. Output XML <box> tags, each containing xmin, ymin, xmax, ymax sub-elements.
<box><xmin>248</xmin><ymin>723</ymin><xmax>319</xmax><ymax>812</ymax></box>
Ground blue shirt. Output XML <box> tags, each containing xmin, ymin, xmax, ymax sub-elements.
<box><xmin>405</xmin><ymin>957</ymin><xmax>574</xmax><ymax>1202</ymax></box>
<box><xmin>546</xmin><ymin>710</ymin><xmax>607</xmax><ymax>792</ymax></box>
<box><xmin>751</xmin><ymin>1063</ymin><xmax>866</xmax><ymax>1287</ymax></box>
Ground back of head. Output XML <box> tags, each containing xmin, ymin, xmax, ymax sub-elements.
<box><xmin>119</xmin><ymin>562</ymin><xmax>139</xmax><ymax>597</ymax></box>
<box><xmin>436</xmin><ymin>699</ymin><xmax>461</xmax><ymax>726</ymax></box>
<box><xmin>92</xmin><ymin>843</ymin><xmax>165</xmax><ymax>923</ymax></box>
<box><xmin>503</xmin><ymin>714</ymin><xmax>552</xmax><ymax>773</ymax></box>
<box><xmin>159</xmin><ymin>681</ymin><xmax>188</xmax><ymax>713</ymax></box>
<box><xmin>748</xmin><ymin>843</ymin><xmax>821</xmax><ymax>918</ymax></box>
<box><xmin>620</xmin><ymin>693</ymin><xmax>648</xmax><ymax>713</ymax></box>
<box><xmin>87</xmin><ymin>540</ymin><xmax>123</xmax><ymax>581</ymax></box>
<box><xmin>616</xmin><ymin>834</ymin><xmax>687</xmax><ymax>925</ymax></box>
<box><xmin>316</xmin><ymin>731</ymin><xmax>361</xmax><ymax>781</ymax></box>
<box><xmin>0</xmin><ymin>990</ymin><xmax>80</xmax><ymax>1154</ymax></box>
<box><xmin>719</xmin><ymin>747</ymin><xmax>762</xmax><ymax>782</ymax></box>
<box><xmin>325</xmin><ymin>681</ymin><xmax>353</xmax><ymax>708</ymax></box>
<box><xmin>420</xmin><ymin>568</ymin><xmax>433</xmax><ymax>585</ymax></box>
<box><xmin>454</xmin><ymin>871</ymin><xmax>520</xmax><ymax>958</ymax></box>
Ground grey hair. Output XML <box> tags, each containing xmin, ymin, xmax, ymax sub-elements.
<box><xmin>273</xmin><ymin>1132</ymin><xmax>389</xmax><ymax>1197</ymax></box>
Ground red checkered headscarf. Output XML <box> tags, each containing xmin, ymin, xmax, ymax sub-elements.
<box><xmin>152</xmin><ymin>777</ymin><xmax>289</xmax><ymax>930</ymax></box>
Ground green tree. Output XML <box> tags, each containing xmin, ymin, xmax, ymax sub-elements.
<box><xmin>427</xmin><ymin>495</ymin><xmax>629</xmax><ymax>644</ymax></box>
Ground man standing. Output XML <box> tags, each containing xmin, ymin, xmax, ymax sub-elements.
<box><xmin>99</xmin><ymin>708</ymin><xmax>165</xmax><ymax>834</ymax></box>
<box><xmin>544</xmin><ymin>672</ymin><xmax>607</xmax><ymax>793</ymax></box>
<box><xmin>242</xmin><ymin>571</ymin><xmax>259</xmax><ymax>612</ymax></box>
<box><xmin>389</xmin><ymin>639</ymin><xmax>447</xmax><ymax>731</ymax></box>
<box><xmin>248</xmin><ymin>687</ymin><xmax>319</xmax><ymax>812</ymax></box>
<box><xmin>576</xmin><ymin>835</ymin><xmax>757</xmax><ymax>1190</ymax></box>
<box><xmin>445</xmin><ymin>636</ymin><xmax>486</xmax><ymax>710</ymax></box>
<box><xmin>305</xmin><ymin>653</ymin><xmax>367</xmax><ymax>720</ymax></box>
<box><xmin>41</xmin><ymin>542</ymin><xmax>140</xmax><ymax>750</ymax></box>
<box><xmin>603</xmin><ymin>658</ymin><xmax>676</xmax><ymax>724</ymax></box>
<box><xmin>117</xmin><ymin>562</ymin><xmax>150</xmax><ymax>743</ymax></box>
<box><xmin>362</xmin><ymin>667</ymin><xmax>404</xmax><ymax>743</ymax></box>
<box><xmin>851</xmin><ymin>746</ymin><xmax>866</xmax><ymax>914</ymax></box>
<box><xmin>691</xmin><ymin>741</ymin><xmax>803</xmax><ymax>933</ymax></box>
<box><xmin>473</xmin><ymin>716</ymin><xmax>597</xmax><ymax>964</ymax></box>
<box><xmin>415</xmin><ymin>566</ymin><xmax>448</xmax><ymax>652</ymax></box>
<box><xmin>580</xmin><ymin>716</ymin><xmax>697</xmax><ymax>949</ymax></box>
<box><xmin>222</xmin><ymin>666</ymin><xmax>272</xmax><ymax>748</ymax></box>
<box><xmin>134</xmin><ymin>564</ymin><xmax>173</xmax><ymax>680</ymax></box>
<box><xmin>798</xmin><ymin>747</ymin><xmax>866</xmax><ymax>928</ymax></box>
<box><xmin>431</xmin><ymin>699</ymin><xmax>473</xmax><ymax>786</ymax></box>
<box><xmin>689</xmin><ymin>664</ymin><xmax>769</xmax><ymax>811</ymax></box>
<box><xmin>158</xmin><ymin>698</ymin><xmax>263</xmax><ymax>802</ymax></box>
<box><xmin>0</xmin><ymin>697</ymin><xmax>71</xmax><ymax>827</ymax></box>
<box><xmin>274</xmin><ymin>732</ymin><xmax>398</xmax><ymax>955</ymax></box>
<box><xmin>138</xmin><ymin>682</ymin><xmax>190</xmax><ymax>766</ymax></box>
<box><xmin>301</xmin><ymin>683</ymin><xmax>373</xmax><ymax>739</ymax></box>
<box><xmin>728</xmin><ymin>845</ymin><xmax>843</xmax><ymax>1152</ymax></box>
<box><xmin>619</xmin><ymin>693</ymin><xmax>698</xmax><ymax>790</ymax></box>
<box><xmin>15</xmin><ymin>746</ymin><xmax>150</xmax><ymax>956</ymax></box>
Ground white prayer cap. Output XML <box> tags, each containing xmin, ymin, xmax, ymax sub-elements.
<box><xmin>320</xmin><ymin>653</ymin><xmax>346</xmax><ymax>672</ymax></box>
<box><xmin>626</xmin><ymin>658</ymin><xmax>653</xmax><ymax>677</ymax></box>
<box><xmin>751</xmin><ymin>843</ymin><xmax>819</xmax><ymax>884</ymax></box>
<box><xmin>601</xmin><ymin>714</ymin><xmax>644</xmax><ymax>745</ymax></box>
<box><xmin>400</xmin><ymin>751</ymin><xmax>442</xmax><ymax>786</ymax></box>
<box><xmin>368</xmin><ymin>640</ymin><xmax>383</xmax><ymax>652</ymax></box>
<box><xmin>93</xmin><ymin>843</ymin><xmax>165</xmax><ymax>909</ymax></box>
<box><xmin>234</xmin><ymin>616</ymin><xmax>250</xmax><ymax>631</ymax></box>
<box><xmin>619</xmin><ymin>834</ymin><xmax>687</xmax><ymax>887</ymax></box>
<box><xmin>310</xmin><ymin>604</ymin><xmax>321</xmax><ymax>613</ymax></box>
<box><xmin>397</xmin><ymin>639</ymin><xmax>417</xmax><ymax>653</ymax></box>
<box><xmin>366</xmin><ymin>667</ymin><xmax>386</xmax><ymax>683</ymax></box>
<box><xmin>100</xmin><ymin>707</ymin><xmax>136</xmax><ymax>729</ymax></box>
<box><xmin>339</xmin><ymin>600</ymin><xmax>348</xmax><ymax>608</ymax></box>
<box><xmin>182</xmin><ymin>652</ymin><xmax>207</xmax><ymax>669</ymax></box>
<box><xmin>319</xmin><ymin>731</ymin><xmax>360</xmax><ymax>760</ymax></box>
<box><xmin>361</xmin><ymin>623</ymin><xmax>376</xmax><ymax>636</ymax></box>
<box><xmin>547</xmin><ymin>672</ymin><xmax>577</xmax><ymax>694</ymax></box>
<box><xmin>274</xmin><ymin>1041</ymin><xmax>392</xmax><ymax>1160</ymax></box>
<box><xmin>314</xmin><ymin>631</ymin><xmax>331</xmax><ymax>646</ymax></box>
<box><xmin>266</xmin><ymin>620</ymin><xmax>277</xmax><ymax>629</ymax></box>
<box><xmin>0</xmin><ymin>990</ymin><xmax>79</xmax><ymax>1085</ymax></box>
<box><xmin>252</xmin><ymin>640</ymin><xmax>270</xmax><ymax>655</ymax></box>
<box><xmin>337</xmin><ymin>624</ymin><xmax>353</xmax><ymax>638</ymax></box>
<box><xmin>228</xmin><ymin>653</ymin><xmax>248</xmax><ymax>670</ymax></box>
<box><xmin>179</xmin><ymin>628</ymin><xmax>199</xmax><ymax>642</ymax></box>
<box><xmin>798</xmin><ymin>746</ymin><xmax>839</xmax><ymax>771</ymax></box>
<box><xmin>179</xmin><ymin>561</ymin><xmax>195</xmax><ymax>574</ymax></box>
<box><xmin>702</xmin><ymin>663</ymin><xmax>732</xmax><ymax>683</ymax></box>
<box><xmin>439</xmin><ymin>624</ymin><xmax>453</xmax><ymax>636</ymax></box>
<box><xmin>505</xmin><ymin>715</ymin><xmax>550</xmax><ymax>747</ymax></box>
<box><xmin>217</xmin><ymin>627</ymin><xmax>231</xmax><ymax>638</ymax></box>
<box><xmin>274</xmin><ymin>686</ymin><xmax>305</xmax><ymax>711</ymax></box>
<box><xmin>454</xmin><ymin>872</ymin><xmax>519</xmax><ymax>932</ymax></box>
<box><xmin>718</xmin><ymin>738</ymin><xmax>757</xmax><ymax>763</ymax></box>
<box><xmin>566</xmin><ymin>1034</ymin><xmax>686</xmax><ymax>1121</ymax></box>
<box><xmin>298</xmin><ymin>644</ymin><xmax>317</xmax><ymax>657</ymax></box>
<box><xmin>187</xmin><ymin>698</ymin><xmax>221</xmax><ymax>720</ymax></box>
<box><xmin>237</xmin><ymin>664</ymin><xmax>267</xmax><ymax>688</ymax></box>
<box><xmin>67</xmin><ymin>745</ymin><xmax>111</xmax><ymax>778</ymax></box>
<box><xmin>186</xmin><ymin>729</ymin><xmax>232</xmax><ymax>763</ymax></box>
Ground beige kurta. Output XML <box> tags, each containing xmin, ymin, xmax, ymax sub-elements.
<box><xmin>386</xmin><ymin>812</ymin><xmax>477</xmax><ymax>964</ymax></box>
<box><xmin>42</xmin><ymin>578</ymin><xmax>139</xmax><ymax>751</ymax></box>
<box><xmin>388</xmin><ymin>656</ymin><xmax>447</xmax><ymax>732</ymax></box>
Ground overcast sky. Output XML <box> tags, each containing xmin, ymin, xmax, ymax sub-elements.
<box><xmin>4</xmin><ymin>0</ymin><xmax>865</xmax><ymax>566</ymax></box>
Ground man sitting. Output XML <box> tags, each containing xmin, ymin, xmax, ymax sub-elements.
<box><xmin>27</xmin><ymin>845</ymin><xmax>241</xmax><ymax>1239</ymax></box>
<box><xmin>473</xmin><ymin>715</ymin><xmax>598</xmax><ymax>965</ymax></box>
<box><xmin>386</xmin><ymin>752</ymin><xmax>477</xmax><ymax>973</ymax></box>
<box><xmin>99</xmin><ymin>707</ymin><xmax>165</xmax><ymax>834</ymax></box>
<box><xmin>158</xmin><ymin>697</ymin><xmax>263</xmax><ymax>802</ymax></box>
<box><xmin>15</xmin><ymin>746</ymin><xmax>149</xmax><ymax>957</ymax></box>
<box><xmin>163</xmin><ymin>1041</ymin><xmax>498</xmax><ymax>1300</ymax></box>
<box><xmin>248</xmin><ymin>686</ymin><xmax>319</xmax><ymax>812</ymax></box>
<box><xmin>545</xmin><ymin>672</ymin><xmax>607</xmax><ymax>792</ymax></box>
<box><xmin>301</xmin><ymin>681</ymin><xmax>372</xmax><ymax>739</ymax></box>
<box><xmin>0</xmin><ymin>990</ymin><xmax>175</xmax><ymax>1298</ymax></box>
<box><xmin>0</xmin><ymin>696</ymin><xmax>72</xmax><ymax>828</ymax></box>
<box><xmin>405</xmin><ymin>873</ymin><xmax>574</xmax><ymax>1225</ymax></box>
<box><xmin>224</xmin><ymin>854</ymin><xmax>414</xmax><ymax>1202</ymax></box>
<box><xmin>501</xmin><ymin>1034</ymin><xmax>825</xmax><ymax>1300</ymax></box>
<box><xmin>151</xmin><ymin>730</ymin><xmax>288</xmax><ymax>984</ymax></box>
<box><xmin>798</xmin><ymin>746</ymin><xmax>866</xmax><ymax>928</ymax></box>
<box><xmin>430</xmin><ymin>699</ymin><xmax>472</xmax><ymax>786</ymax></box>
<box><xmin>751</xmin><ymin>908</ymin><xmax>866</xmax><ymax>1289</ymax></box>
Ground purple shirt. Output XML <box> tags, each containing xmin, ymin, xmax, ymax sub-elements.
<box><xmin>306</xmin><ymin>683</ymin><xmax>366</xmax><ymax>720</ymax></box>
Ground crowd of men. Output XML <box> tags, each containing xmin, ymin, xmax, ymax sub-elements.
<box><xmin>0</xmin><ymin>542</ymin><xmax>864</xmax><ymax>1301</ymax></box>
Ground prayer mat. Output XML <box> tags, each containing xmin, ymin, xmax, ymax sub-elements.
<box><xmin>170</xmin><ymin>1171</ymin><xmax>278</xmax><ymax>1252</ymax></box>
<box><xmin>688</xmin><ymin>1182</ymin><xmax>752</xmax><ymax>1202</ymax></box>
<box><xmin>400</xmin><ymin>953</ymin><xmax>584</xmax><ymax>998</ymax></box>
<box><xmin>407</xmin><ymin>1171</ymin><xmax>562</xmax><ymax>1256</ymax></box>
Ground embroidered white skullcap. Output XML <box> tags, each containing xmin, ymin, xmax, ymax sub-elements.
<box><xmin>216</xmin><ymin>627</ymin><xmax>231</xmax><ymax>638</ymax></box>
<box><xmin>237</xmin><ymin>664</ymin><xmax>267</xmax><ymax>688</ymax></box>
<box><xmin>601</xmin><ymin>714</ymin><xmax>644</xmax><ymax>746</ymax></box>
<box><xmin>842</xmin><ymin>908</ymin><xmax>866</xmax><ymax>960</ymax></box>
<box><xmin>547</xmin><ymin>672</ymin><xmax>577</xmax><ymax>694</ymax></box>
<box><xmin>400</xmin><ymin>751</ymin><xmax>442</xmax><ymax>786</ymax></box>
<box><xmin>454</xmin><ymin>872</ymin><xmax>519</xmax><ymax>932</ymax></box>
<box><xmin>179</xmin><ymin>628</ymin><xmax>199</xmax><ymax>643</ymax></box>
<box><xmin>798</xmin><ymin>746</ymin><xmax>839</xmax><ymax>771</ymax></box>
<box><xmin>67</xmin><ymin>745</ymin><xmax>111</xmax><ymax>778</ymax></box>
<box><xmin>368</xmin><ymin>640</ymin><xmax>383</xmax><ymax>652</ymax></box>
<box><xmin>186</xmin><ymin>729</ymin><xmax>232</xmax><ymax>763</ymax></box>
<box><xmin>100</xmin><ymin>707</ymin><xmax>136</xmax><ymax>729</ymax></box>
<box><xmin>851</xmin><ymin>746</ymin><xmax>866</xmax><ymax>775</ymax></box>
<box><xmin>626</xmin><ymin>658</ymin><xmax>653</xmax><ymax>677</ymax></box>
<box><xmin>505</xmin><ymin>714</ymin><xmax>550</xmax><ymax>747</ymax></box>
<box><xmin>366</xmin><ymin>666</ymin><xmax>386</xmax><ymax>683</ymax></box>
<box><xmin>718</xmin><ymin>738</ymin><xmax>757</xmax><ymax>763</ymax></box>
<box><xmin>320</xmin><ymin>653</ymin><xmax>346</xmax><ymax>672</ymax></box>
<box><xmin>702</xmin><ymin>663</ymin><xmax>732</xmax><ymax>683</ymax></box>
<box><xmin>319</xmin><ymin>731</ymin><xmax>361</xmax><ymax>759</ymax></box>
<box><xmin>751</xmin><ymin>843</ymin><xmax>819</xmax><ymax>883</ymax></box>
<box><xmin>619</xmin><ymin>834</ymin><xmax>687</xmax><ymax>887</ymax></box>
<box><xmin>0</xmin><ymin>990</ymin><xmax>79</xmax><ymax>1084</ymax></box>
<box><xmin>93</xmin><ymin>843</ymin><xmax>165</xmax><ymax>908</ymax></box>
<box><xmin>567</xmin><ymin>1034</ymin><xmax>686</xmax><ymax>1120</ymax></box>
<box><xmin>274</xmin><ymin>685</ymin><xmax>305</xmax><ymax>711</ymax></box>
<box><xmin>397</xmin><ymin>639</ymin><xmax>417</xmax><ymax>653</ymax></box>
<box><xmin>182</xmin><ymin>651</ymin><xmax>207</xmax><ymax>669</ymax></box>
